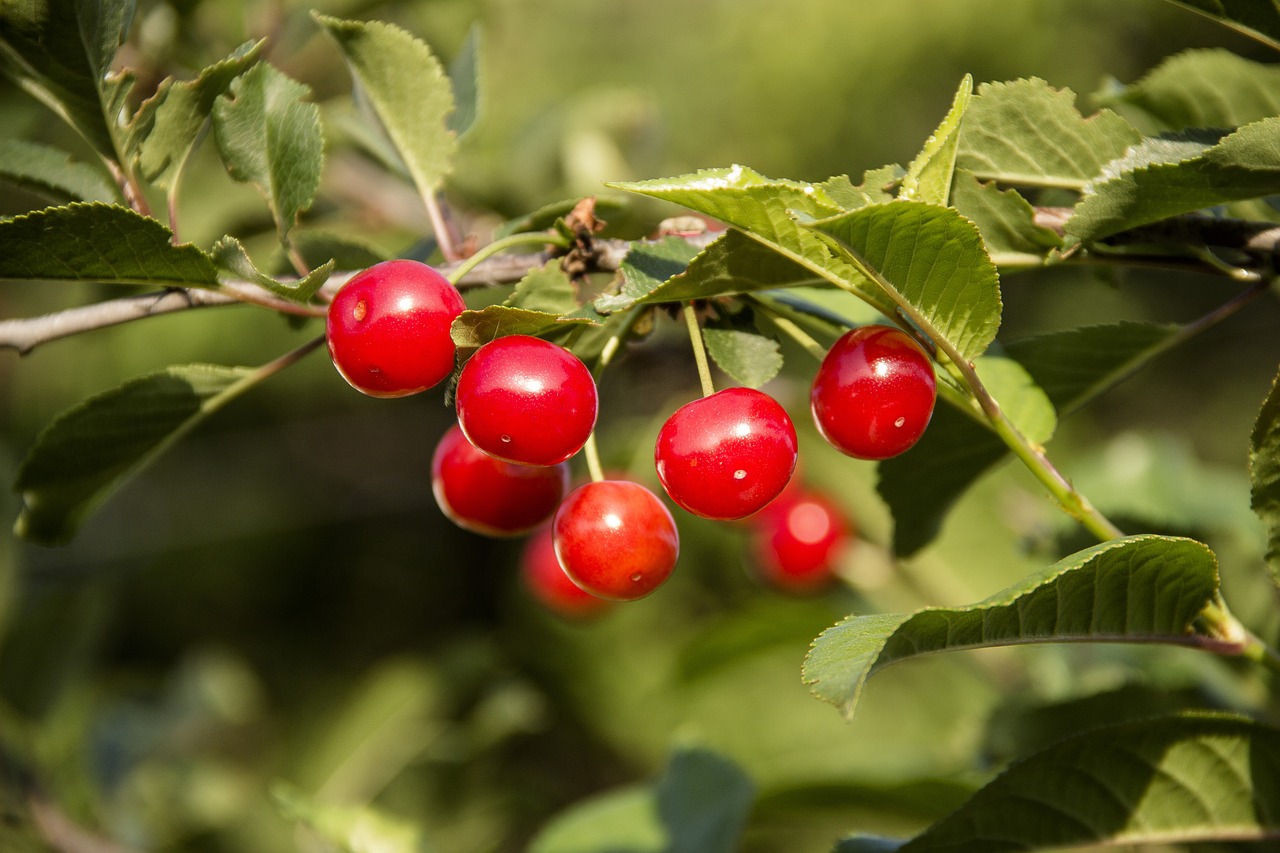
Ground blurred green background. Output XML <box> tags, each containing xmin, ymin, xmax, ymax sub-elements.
<box><xmin>2</xmin><ymin>1</ymin><xmax>1279</xmax><ymax>850</ymax></box>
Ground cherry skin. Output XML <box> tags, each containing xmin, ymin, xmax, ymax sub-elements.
<box><xmin>752</xmin><ymin>490</ymin><xmax>851</xmax><ymax>594</ymax></box>
<box><xmin>455</xmin><ymin>335</ymin><xmax>598</xmax><ymax>466</ymax></box>
<box><xmin>520</xmin><ymin>526</ymin><xmax>613</xmax><ymax>620</ymax></box>
<box><xmin>326</xmin><ymin>259</ymin><xmax>466</xmax><ymax>398</ymax></box>
<box><xmin>810</xmin><ymin>325</ymin><xmax>937</xmax><ymax>460</ymax></box>
<box><xmin>431</xmin><ymin>424</ymin><xmax>570</xmax><ymax>537</ymax></box>
<box><xmin>654</xmin><ymin>387</ymin><xmax>798</xmax><ymax>520</ymax></box>
<box><xmin>553</xmin><ymin>480</ymin><xmax>679</xmax><ymax>601</ymax></box>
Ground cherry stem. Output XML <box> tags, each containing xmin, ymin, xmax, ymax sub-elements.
<box><xmin>683</xmin><ymin>303</ymin><xmax>715</xmax><ymax>397</ymax></box>
<box><xmin>583</xmin><ymin>431</ymin><xmax>605</xmax><ymax>483</ymax></box>
<box><xmin>424</xmin><ymin>191</ymin><xmax>460</xmax><ymax>261</ymax></box>
<box><xmin>445</xmin><ymin>231</ymin><xmax>572</xmax><ymax>286</ymax></box>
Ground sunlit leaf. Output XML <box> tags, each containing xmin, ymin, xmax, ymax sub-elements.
<box><xmin>314</xmin><ymin>14</ymin><xmax>456</xmax><ymax>203</ymax></box>
<box><xmin>14</xmin><ymin>364</ymin><xmax>256</xmax><ymax>545</ymax></box>
<box><xmin>950</xmin><ymin>169</ymin><xmax>1062</xmax><ymax>267</ymax></box>
<box><xmin>0</xmin><ymin>139</ymin><xmax>118</xmax><ymax>204</ymax></box>
<box><xmin>129</xmin><ymin>40</ymin><xmax>265</xmax><ymax>191</ymax></box>
<box><xmin>702</xmin><ymin>312</ymin><xmax>784</xmax><ymax>389</ymax></box>
<box><xmin>594</xmin><ymin>236</ymin><xmax>702</xmax><ymax>313</ymax></box>
<box><xmin>957</xmin><ymin>78</ymin><xmax>1141</xmax><ymax>191</ymax></box>
<box><xmin>451</xmin><ymin>305</ymin><xmax>596</xmax><ymax>351</ymax></box>
<box><xmin>210</xmin><ymin>236</ymin><xmax>332</xmax><ymax>303</ymax></box>
<box><xmin>504</xmin><ymin>261</ymin><xmax>580</xmax><ymax>315</ymax></box>
<box><xmin>0</xmin><ymin>202</ymin><xmax>218</xmax><ymax>286</ymax></box>
<box><xmin>803</xmin><ymin>536</ymin><xmax>1221</xmax><ymax>719</ymax></box>
<box><xmin>212</xmin><ymin>62</ymin><xmax>322</xmax><ymax>241</ymax></box>
<box><xmin>900</xmin><ymin>75</ymin><xmax>971</xmax><ymax>205</ymax></box>
<box><xmin>1067</xmin><ymin>118</ymin><xmax>1280</xmax><ymax>241</ymax></box>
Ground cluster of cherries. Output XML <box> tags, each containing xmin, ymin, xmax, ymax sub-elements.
<box><xmin>325</xmin><ymin>258</ymin><xmax>937</xmax><ymax>615</ymax></box>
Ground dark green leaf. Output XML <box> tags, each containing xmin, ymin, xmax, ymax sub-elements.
<box><xmin>950</xmin><ymin>170</ymin><xmax>1062</xmax><ymax>267</ymax></box>
<box><xmin>14</xmin><ymin>364</ymin><xmax>255</xmax><ymax>545</ymax></box>
<box><xmin>447</xmin><ymin>24</ymin><xmax>482</xmax><ymax>139</ymax></box>
<box><xmin>504</xmin><ymin>261</ymin><xmax>580</xmax><ymax>315</ymax></box>
<box><xmin>809</xmin><ymin>201</ymin><xmax>1002</xmax><ymax>362</ymax></box>
<box><xmin>212</xmin><ymin>62</ymin><xmax>322</xmax><ymax>241</ymax></box>
<box><xmin>0</xmin><ymin>202</ymin><xmax>218</xmax><ymax>286</ymax></box>
<box><xmin>128</xmin><ymin>40</ymin><xmax>265</xmax><ymax>191</ymax></box>
<box><xmin>1250</xmin><ymin>366</ymin><xmax>1280</xmax><ymax>585</ymax></box>
<box><xmin>291</xmin><ymin>229</ymin><xmax>389</xmax><ymax>271</ymax></box>
<box><xmin>210</xmin><ymin>236</ymin><xmax>331</xmax><ymax>303</ymax></box>
<box><xmin>1164</xmin><ymin>1</ymin><xmax>1280</xmax><ymax>50</ymax></box>
<box><xmin>900</xmin><ymin>75</ymin><xmax>971</xmax><ymax>205</ymax></box>
<box><xmin>897</xmin><ymin>713</ymin><xmax>1280</xmax><ymax>850</ymax></box>
<box><xmin>594</xmin><ymin>236</ymin><xmax>702</xmax><ymax>313</ymax></box>
<box><xmin>0</xmin><ymin>0</ymin><xmax>135</xmax><ymax>155</ymax></box>
<box><xmin>834</xmin><ymin>837</ymin><xmax>905</xmax><ymax>853</ymax></box>
<box><xmin>314</xmin><ymin>14</ymin><xmax>456</xmax><ymax>201</ymax></box>
<box><xmin>957</xmin><ymin>78</ymin><xmax>1141</xmax><ymax>190</ymax></box>
<box><xmin>0</xmin><ymin>139</ymin><xmax>118</xmax><ymax>204</ymax></box>
<box><xmin>1067</xmin><ymin>118</ymin><xmax>1280</xmax><ymax>241</ymax></box>
<box><xmin>803</xmin><ymin>536</ymin><xmax>1221</xmax><ymax>719</ymax></box>
<box><xmin>1099</xmin><ymin>48</ymin><xmax>1280</xmax><ymax>132</ymax></box>
<box><xmin>702</xmin><ymin>313</ymin><xmax>783</xmax><ymax>389</ymax></box>
<box><xmin>451</xmin><ymin>306</ymin><xmax>596</xmax><ymax>351</ymax></box>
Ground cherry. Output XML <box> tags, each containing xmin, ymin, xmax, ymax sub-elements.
<box><xmin>752</xmin><ymin>490</ymin><xmax>851</xmax><ymax>594</ymax></box>
<box><xmin>326</xmin><ymin>259</ymin><xmax>466</xmax><ymax>398</ymax></box>
<box><xmin>431</xmin><ymin>424</ymin><xmax>569</xmax><ymax>537</ymax></box>
<box><xmin>810</xmin><ymin>325</ymin><xmax>936</xmax><ymax>460</ymax></box>
<box><xmin>455</xmin><ymin>335</ymin><xmax>598</xmax><ymax>466</ymax></box>
<box><xmin>553</xmin><ymin>480</ymin><xmax>679</xmax><ymax>601</ymax></box>
<box><xmin>520</xmin><ymin>526</ymin><xmax>613</xmax><ymax>620</ymax></box>
<box><xmin>654</xmin><ymin>387</ymin><xmax>798</xmax><ymax>520</ymax></box>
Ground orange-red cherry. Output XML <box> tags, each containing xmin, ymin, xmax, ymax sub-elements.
<box><xmin>431</xmin><ymin>424</ymin><xmax>569</xmax><ymax>537</ymax></box>
<box><xmin>520</xmin><ymin>526</ymin><xmax>613</xmax><ymax>620</ymax></box>
<box><xmin>810</xmin><ymin>325</ymin><xmax>936</xmax><ymax>460</ymax></box>
<box><xmin>553</xmin><ymin>480</ymin><xmax>679</xmax><ymax>601</ymax></box>
<box><xmin>326</xmin><ymin>259</ymin><xmax>465</xmax><ymax>397</ymax></box>
<box><xmin>654</xmin><ymin>387</ymin><xmax>798</xmax><ymax>520</ymax></box>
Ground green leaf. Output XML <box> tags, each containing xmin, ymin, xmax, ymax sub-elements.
<box><xmin>291</xmin><ymin>229</ymin><xmax>389</xmax><ymax>271</ymax></box>
<box><xmin>0</xmin><ymin>139</ymin><xmax>119</xmax><ymax>204</ymax></box>
<box><xmin>893</xmin><ymin>713</ymin><xmax>1280</xmax><ymax>850</ymax></box>
<box><xmin>14</xmin><ymin>364</ymin><xmax>255</xmax><ymax>545</ymax></box>
<box><xmin>272</xmin><ymin>781</ymin><xmax>432</xmax><ymax>853</ymax></box>
<box><xmin>1067</xmin><ymin>118</ymin><xmax>1280</xmax><ymax>241</ymax></box>
<box><xmin>451</xmin><ymin>306</ymin><xmax>596</xmax><ymax>351</ymax></box>
<box><xmin>504</xmin><ymin>261</ymin><xmax>580</xmax><ymax>315</ymax></box>
<box><xmin>702</xmin><ymin>312</ymin><xmax>784</xmax><ymax>389</ymax></box>
<box><xmin>0</xmin><ymin>0</ymin><xmax>135</xmax><ymax>155</ymax></box>
<box><xmin>1164</xmin><ymin>1</ymin><xmax>1280</xmax><ymax>51</ymax></box>
<box><xmin>608</xmin><ymin>166</ymin><xmax>896</xmax><ymax>316</ymax></box>
<box><xmin>128</xmin><ymin>40</ymin><xmax>265</xmax><ymax>191</ymax></box>
<box><xmin>210</xmin><ymin>236</ymin><xmax>332</xmax><ymax>303</ymax></box>
<box><xmin>808</xmin><ymin>200</ymin><xmax>1002</xmax><ymax>362</ymax></box>
<box><xmin>956</xmin><ymin>78</ymin><xmax>1142</xmax><ymax>191</ymax></box>
<box><xmin>529</xmin><ymin>748</ymin><xmax>753</xmax><ymax>853</ymax></box>
<box><xmin>879</xmin><ymin>322</ymin><xmax>1180</xmax><ymax>557</ymax></box>
<box><xmin>447</xmin><ymin>24</ymin><xmax>483</xmax><ymax>139</ymax></box>
<box><xmin>314</xmin><ymin>14</ymin><xmax>456</xmax><ymax>203</ymax></box>
<box><xmin>1099</xmin><ymin>48</ymin><xmax>1280</xmax><ymax>132</ymax></box>
<box><xmin>1250</xmin><ymin>366</ymin><xmax>1280</xmax><ymax>585</ymax></box>
<box><xmin>0</xmin><ymin>202</ymin><xmax>218</xmax><ymax>286</ymax></box>
<box><xmin>950</xmin><ymin>169</ymin><xmax>1062</xmax><ymax>267</ymax></box>
<box><xmin>594</xmin><ymin>236</ymin><xmax>702</xmax><ymax>313</ymax></box>
<box><xmin>900</xmin><ymin>75</ymin><xmax>972</xmax><ymax>205</ymax></box>
<box><xmin>803</xmin><ymin>535</ymin><xmax>1221</xmax><ymax>719</ymax></box>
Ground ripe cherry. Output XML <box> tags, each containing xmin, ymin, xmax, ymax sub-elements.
<box><xmin>326</xmin><ymin>259</ymin><xmax>466</xmax><ymax>398</ymax></box>
<box><xmin>654</xmin><ymin>387</ymin><xmax>798</xmax><ymax>520</ymax></box>
<box><xmin>810</xmin><ymin>325</ymin><xmax>936</xmax><ymax>460</ymax></box>
<box><xmin>455</xmin><ymin>335</ymin><xmax>598</xmax><ymax>466</ymax></box>
<box><xmin>520</xmin><ymin>526</ymin><xmax>613</xmax><ymax>620</ymax></box>
<box><xmin>752</xmin><ymin>490</ymin><xmax>851</xmax><ymax>594</ymax></box>
<box><xmin>431</xmin><ymin>424</ymin><xmax>569</xmax><ymax>537</ymax></box>
<box><xmin>553</xmin><ymin>480</ymin><xmax>679</xmax><ymax>601</ymax></box>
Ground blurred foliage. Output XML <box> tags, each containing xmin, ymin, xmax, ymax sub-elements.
<box><xmin>2</xmin><ymin>0</ymin><xmax>1280</xmax><ymax>851</ymax></box>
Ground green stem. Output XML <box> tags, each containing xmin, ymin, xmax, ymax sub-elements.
<box><xmin>445</xmin><ymin>231</ymin><xmax>570</xmax><ymax>286</ymax></box>
<box><xmin>683</xmin><ymin>303</ymin><xmax>715</xmax><ymax>397</ymax></box>
<box><xmin>212</xmin><ymin>335</ymin><xmax>326</xmax><ymax>413</ymax></box>
<box><xmin>583</xmin><ymin>432</ymin><xmax>605</xmax><ymax>483</ymax></box>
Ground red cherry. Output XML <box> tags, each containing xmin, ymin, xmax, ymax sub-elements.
<box><xmin>520</xmin><ymin>526</ymin><xmax>613</xmax><ymax>620</ymax></box>
<box><xmin>455</xmin><ymin>335</ymin><xmax>598</xmax><ymax>466</ymax></box>
<box><xmin>654</xmin><ymin>387</ymin><xmax>798</xmax><ymax>520</ymax></box>
<box><xmin>753</xmin><ymin>490</ymin><xmax>851</xmax><ymax>594</ymax></box>
<box><xmin>810</xmin><ymin>325</ymin><xmax>936</xmax><ymax>460</ymax></box>
<box><xmin>553</xmin><ymin>480</ymin><xmax>679</xmax><ymax>601</ymax></box>
<box><xmin>326</xmin><ymin>259</ymin><xmax>466</xmax><ymax>398</ymax></box>
<box><xmin>431</xmin><ymin>424</ymin><xmax>569</xmax><ymax>537</ymax></box>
